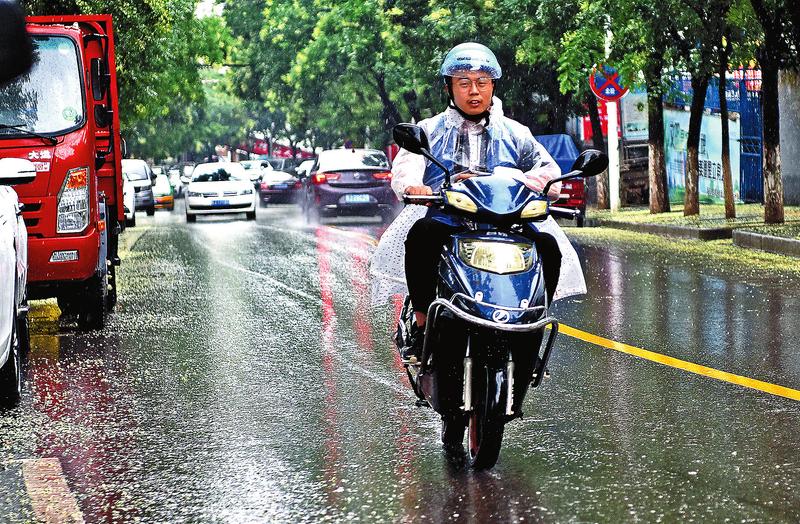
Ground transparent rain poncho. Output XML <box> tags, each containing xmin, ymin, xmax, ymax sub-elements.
<box><xmin>370</xmin><ymin>98</ymin><xmax>587</xmax><ymax>305</ymax></box>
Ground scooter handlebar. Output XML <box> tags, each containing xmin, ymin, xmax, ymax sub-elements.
<box><xmin>548</xmin><ymin>206</ymin><xmax>580</xmax><ymax>220</ymax></box>
<box><xmin>402</xmin><ymin>194</ymin><xmax>444</xmax><ymax>206</ymax></box>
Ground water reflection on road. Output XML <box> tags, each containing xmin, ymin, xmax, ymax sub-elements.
<box><xmin>1</xmin><ymin>206</ymin><xmax>799</xmax><ymax>522</ymax></box>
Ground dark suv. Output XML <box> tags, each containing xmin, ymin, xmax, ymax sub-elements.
<box><xmin>300</xmin><ymin>149</ymin><xmax>399</xmax><ymax>223</ymax></box>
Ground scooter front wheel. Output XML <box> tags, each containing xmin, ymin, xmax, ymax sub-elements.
<box><xmin>467</xmin><ymin>367</ymin><xmax>505</xmax><ymax>469</ymax></box>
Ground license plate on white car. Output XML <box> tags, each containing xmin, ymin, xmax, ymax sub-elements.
<box><xmin>212</xmin><ymin>199</ymin><xmax>229</xmax><ymax>207</ymax></box>
<box><xmin>343</xmin><ymin>194</ymin><xmax>371</xmax><ymax>204</ymax></box>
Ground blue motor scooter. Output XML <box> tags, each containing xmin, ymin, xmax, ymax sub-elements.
<box><xmin>393</xmin><ymin>123</ymin><xmax>607</xmax><ymax>469</ymax></box>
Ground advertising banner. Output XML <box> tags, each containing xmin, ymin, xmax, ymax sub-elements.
<box><xmin>664</xmin><ymin>108</ymin><xmax>741</xmax><ymax>203</ymax></box>
<box><xmin>621</xmin><ymin>90</ymin><xmax>649</xmax><ymax>141</ymax></box>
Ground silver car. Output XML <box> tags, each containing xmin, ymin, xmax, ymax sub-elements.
<box><xmin>0</xmin><ymin>158</ymin><xmax>35</xmax><ymax>406</ymax></box>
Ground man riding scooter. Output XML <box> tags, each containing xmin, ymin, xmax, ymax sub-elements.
<box><xmin>377</xmin><ymin>43</ymin><xmax>571</xmax><ymax>361</ymax></box>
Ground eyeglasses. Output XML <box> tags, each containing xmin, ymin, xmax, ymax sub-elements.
<box><xmin>453</xmin><ymin>77</ymin><xmax>493</xmax><ymax>91</ymax></box>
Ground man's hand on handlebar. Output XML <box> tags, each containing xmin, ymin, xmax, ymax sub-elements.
<box><xmin>452</xmin><ymin>172</ymin><xmax>477</xmax><ymax>183</ymax></box>
<box><xmin>404</xmin><ymin>185</ymin><xmax>433</xmax><ymax>196</ymax></box>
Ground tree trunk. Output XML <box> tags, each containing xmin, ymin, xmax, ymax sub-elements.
<box><xmin>587</xmin><ymin>93</ymin><xmax>609</xmax><ymax>209</ymax></box>
<box><xmin>375</xmin><ymin>72</ymin><xmax>402</xmax><ymax>133</ymax></box>
<box><xmin>718</xmin><ymin>50</ymin><xmax>735</xmax><ymax>219</ymax></box>
<box><xmin>684</xmin><ymin>74</ymin><xmax>710</xmax><ymax>216</ymax></box>
<box><xmin>761</xmin><ymin>55</ymin><xmax>784</xmax><ymax>223</ymax></box>
<box><xmin>648</xmin><ymin>91</ymin><xmax>670</xmax><ymax>213</ymax></box>
<box><xmin>402</xmin><ymin>90</ymin><xmax>422</xmax><ymax>123</ymax></box>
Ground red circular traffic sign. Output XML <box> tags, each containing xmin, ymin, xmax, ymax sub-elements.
<box><xmin>589</xmin><ymin>64</ymin><xmax>629</xmax><ymax>102</ymax></box>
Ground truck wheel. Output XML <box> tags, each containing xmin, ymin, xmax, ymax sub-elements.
<box><xmin>576</xmin><ymin>212</ymin><xmax>585</xmax><ymax>228</ymax></box>
<box><xmin>146</xmin><ymin>206</ymin><xmax>155</xmax><ymax>216</ymax></box>
<box><xmin>78</xmin><ymin>271</ymin><xmax>108</xmax><ymax>331</ymax></box>
<box><xmin>106</xmin><ymin>263</ymin><xmax>117</xmax><ymax>312</ymax></box>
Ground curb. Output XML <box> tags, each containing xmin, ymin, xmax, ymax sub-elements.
<box><xmin>585</xmin><ymin>219</ymin><xmax>732</xmax><ymax>240</ymax></box>
<box><xmin>733</xmin><ymin>230</ymin><xmax>800</xmax><ymax>258</ymax></box>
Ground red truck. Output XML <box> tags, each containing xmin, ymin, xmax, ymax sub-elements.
<box><xmin>0</xmin><ymin>15</ymin><xmax>124</xmax><ymax>329</ymax></box>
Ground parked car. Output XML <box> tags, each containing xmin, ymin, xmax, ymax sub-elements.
<box><xmin>535</xmin><ymin>134</ymin><xmax>586</xmax><ymax>226</ymax></box>
<box><xmin>122</xmin><ymin>174</ymin><xmax>136</xmax><ymax>227</ymax></box>
<box><xmin>122</xmin><ymin>159</ymin><xmax>155</xmax><ymax>216</ymax></box>
<box><xmin>153</xmin><ymin>174</ymin><xmax>175</xmax><ymax>211</ymax></box>
<box><xmin>185</xmin><ymin>162</ymin><xmax>256</xmax><ymax>222</ymax></box>
<box><xmin>259</xmin><ymin>167</ymin><xmax>301</xmax><ymax>206</ymax></box>
<box><xmin>300</xmin><ymin>148</ymin><xmax>398</xmax><ymax>224</ymax></box>
<box><xmin>0</xmin><ymin>158</ymin><xmax>35</xmax><ymax>407</ymax></box>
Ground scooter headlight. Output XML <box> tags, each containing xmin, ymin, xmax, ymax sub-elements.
<box><xmin>444</xmin><ymin>191</ymin><xmax>477</xmax><ymax>213</ymax></box>
<box><xmin>458</xmin><ymin>240</ymin><xmax>534</xmax><ymax>274</ymax></box>
<box><xmin>521</xmin><ymin>200</ymin><xmax>548</xmax><ymax>219</ymax></box>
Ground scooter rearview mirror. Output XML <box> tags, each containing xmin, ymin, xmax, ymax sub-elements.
<box><xmin>393</xmin><ymin>123</ymin><xmax>430</xmax><ymax>155</ymax></box>
<box><xmin>570</xmin><ymin>149</ymin><xmax>608</xmax><ymax>178</ymax></box>
<box><xmin>393</xmin><ymin>123</ymin><xmax>453</xmax><ymax>189</ymax></box>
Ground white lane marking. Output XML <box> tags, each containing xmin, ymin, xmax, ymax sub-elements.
<box><xmin>216</xmin><ymin>259</ymin><xmax>319</xmax><ymax>303</ymax></box>
<box><xmin>21</xmin><ymin>457</ymin><xmax>84</xmax><ymax>523</ymax></box>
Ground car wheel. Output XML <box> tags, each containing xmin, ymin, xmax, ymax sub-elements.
<box><xmin>126</xmin><ymin>214</ymin><xmax>136</xmax><ymax>227</ymax></box>
<box><xmin>146</xmin><ymin>206</ymin><xmax>155</xmax><ymax>216</ymax></box>
<box><xmin>304</xmin><ymin>203</ymin><xmax>320</xmax><ymax>225</ymax></box>
<box><xmin>246</xmin><ymin>210</ymin><xmax>256</xmax><ymax>221</ymax></box>
<box><xmin>576</xmin><ymin>212</ymin><xmax>585</xmax><ymax>228</ymax></box>
<box><xmin>0</xmin><ymin>285</ymin><xmax>24</xmax><ymax>408</ymax></box>
<box><xmin>186</xmin><ymin>213</ymin><xmax>196</xmax><ymax>223</ymax></box>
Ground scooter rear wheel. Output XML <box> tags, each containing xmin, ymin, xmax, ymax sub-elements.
<box><xmin>467</xmin><ymin>368</ymin><xmax>505</xmax><ymax>469</ymax></box>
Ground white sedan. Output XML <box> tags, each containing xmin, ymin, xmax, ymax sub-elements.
<box><xmin>0</xmin><ymin>158</ymin><xmax>35</xmax><ymax>407</ymax></box>
<box><xmin>185</xmin><ymin>162</ymin><xmax>257</xmax><ymax>222</ymax></box>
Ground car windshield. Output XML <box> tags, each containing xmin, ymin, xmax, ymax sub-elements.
<box><xmin>318</xmin><ymin>150</ymin><xmax>389</xmax><ymax>172</ymax></box>
<box><xmin>267</xmin><ymin>158</ymin><xmax>293</xmax><ymax>171</ymax></box>
<box><xmin>192</xmin><ymin>163</ymin><xmax>246</xmax><ymax>182</ymax></box>
<box><xmin>154</xmin><ymin>174</ymin><xmax>171</xmax><ymax>191</ymax></box>
<box><xmin>122</xmin><ymin>161</ymin><xmax>150</xmax><ymax>181</ymax></box>
<box><xmin>0</xmin><ymin>36</ymin><xmax>84</xmax><ymax>136</ymax></box>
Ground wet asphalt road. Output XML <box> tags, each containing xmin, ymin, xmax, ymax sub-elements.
<box><xmin>2</xmin><ymin>199</ymin><xmax>800</xmax><ymax>522</ymax></box>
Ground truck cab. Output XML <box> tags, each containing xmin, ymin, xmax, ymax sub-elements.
<box><xmin>0</xmin><ymin>16</ymin><xmax>124</xmax><ymax>329</ymax></box>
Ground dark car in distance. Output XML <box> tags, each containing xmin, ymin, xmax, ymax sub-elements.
<box><xmin>300</xmin><ymin>149</ymin><xmax>399</xmax><ymax>224</ymax></box>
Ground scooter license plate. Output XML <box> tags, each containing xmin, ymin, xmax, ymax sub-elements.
<box><xmin>212</xmin><ymin>199</ymin><xmax>229</xmax><ymax>207</ymax></box>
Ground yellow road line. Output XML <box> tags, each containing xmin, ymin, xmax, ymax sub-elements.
<box><xmin>560</xmin><ymin>324</ymin><xmax>800</xmax><ymax>401</ymax></box>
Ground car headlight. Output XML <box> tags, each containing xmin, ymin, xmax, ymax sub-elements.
<box><xmin>520</xmin><ymin>200</ymin><xmax>548</xmax><ymax>219</ymax></box>
<box><xmin>239</xmin><ymin>188</ymin><xmax>253</xmax><ymax>195</ymax></box>
<box><xmin>187</xmin><ymin>191</ymin><xmax>202</xmax><ymax>197</ymax></box>
<box><xmin>444</xmin><ymin>191</ymin><xmax>477</xmax><ymax>213</ymax></box>
<box><xmin>458</xmin><ymin>240</ymin><xmax>534</xmax><ymax>274</ymax></box>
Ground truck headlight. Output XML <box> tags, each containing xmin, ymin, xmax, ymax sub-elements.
<box><xmin>458</xmin><ymin>240</ymin><xmax>534</xmax><ymax>274</ymax></box>
<box><xmin>521</xmin><ymin>200</ymin><xmax>548</xmax><ymax>219</ymax></box>
<box><xmin>57</xmin><ymin>167</ymin><xmax>90</xmax><ymax>234</ymax></box>
<box><xmin>444</xmin><ymin>191</ymin><xmax>477</xmax><ymax>213</ymax></box>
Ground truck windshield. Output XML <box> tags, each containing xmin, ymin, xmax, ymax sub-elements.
<box><xmin>0</xmin><ymin>36</ymin><xmax>84</xmax><ymax>136</ymax></box>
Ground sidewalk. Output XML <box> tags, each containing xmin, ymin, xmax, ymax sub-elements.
<box><xmin>585</xmin><ymin>204</ymin><xmax>800</xmax><ymax>257</ymax></box>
